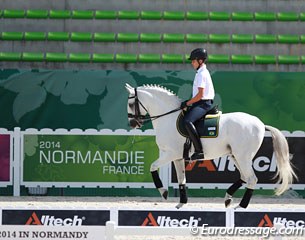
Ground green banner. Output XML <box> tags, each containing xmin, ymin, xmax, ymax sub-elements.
<box><xmin>212</xmin><ymin>71</ymin><xmax>305</xmax><ymax>131</ymax></box>
<box><xmin>0</xmin><ymin>69</ymin><xmax>304</xmax><ymax>131</ymax></box>
<box><xmin>23</xmin><ymin>134</ymin><xmax>158</xmax><ymax>183</ymax></box>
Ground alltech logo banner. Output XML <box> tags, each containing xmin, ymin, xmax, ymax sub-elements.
<box><xmin>171</xmin><ymin>137</ymin><xmax>305</xmax><ymax>185</ymax></box>
<box><xmin>118</xmin><ymin>210</ymin><xmax>226</xmax><ymax>227</ymax></box>
<box><xmin>1</xmin><ymin>209</ymin><xmax>110</xmax><ymax>226</ymax></box>
<box><xmin>235</xmin><ymin>211</ymin><xmax>305</xmax><ymax>228</ymax></box>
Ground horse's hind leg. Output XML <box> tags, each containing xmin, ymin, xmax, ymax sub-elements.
<box><xmin>225</xmin><ymin>155</ymin><xmax>246</xmax><ymax>207</ymax></box>
<box><xmin>225</xmin><ymin>179</ymin><xmax>246</xmax><ymax>207</ymax></box>
<box><xmin>233</xmin><ymin>151</ymin><xmax>258</xmax><ymax>208</ymax></box>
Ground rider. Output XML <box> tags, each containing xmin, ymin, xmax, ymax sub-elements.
<box><xmin>180</xmin><ymin>48</ymin><xmax>215</xmax><ymax>160</ymax></box>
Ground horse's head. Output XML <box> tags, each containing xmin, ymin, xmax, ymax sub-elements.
<box><xmin>126</xmin><ymin>83</ymin><xmax>181</xmax><ymax>129</ymax></box>
<box><xmin>125</xmin><ymin>83</ymin><xmax>147</xmax><ymax>128</ymax></box>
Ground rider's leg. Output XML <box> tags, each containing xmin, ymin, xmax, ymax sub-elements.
<box><xmin>183</xmin><ymin>106</ymin><xmax>207</xmax><ymax>160</ymax></box>
<box><xmin>184</xmin><ymin>122</ymin><xmax>204</xmax><ymax>160</ymax></box>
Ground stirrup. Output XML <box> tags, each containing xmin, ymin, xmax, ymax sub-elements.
<box><xmin>190</xmin><ymin>152</ymin><xmax>204</xmax><ymax>160</ymax></box>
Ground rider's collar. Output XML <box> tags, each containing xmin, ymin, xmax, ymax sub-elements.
<box><xmin>196</xmin><ymin>64</ymin><xmax>206</xmax><ymax>72</ymax></box>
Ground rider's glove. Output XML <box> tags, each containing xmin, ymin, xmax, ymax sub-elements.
<box><xmin>180</xmin><ymin>100</ymin><xmax>188</xmax><ymax>109</ymax></box>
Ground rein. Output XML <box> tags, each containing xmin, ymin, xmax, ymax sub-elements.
<box><xmin>128</xmin><ymin>88</ymin><xmax>181</xmax><ymax>124</ymax></box>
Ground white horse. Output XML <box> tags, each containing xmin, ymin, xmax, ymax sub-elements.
<box><xmin>125</xmin><ymin>84</ymin><xmax>297</xmax><ymax>209</ymax></box>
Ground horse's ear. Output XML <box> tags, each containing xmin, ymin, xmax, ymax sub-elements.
<box><xmin>125</xmin><ymin>83</ymin><xmax>134</xmax><ymax>93</ymax></box>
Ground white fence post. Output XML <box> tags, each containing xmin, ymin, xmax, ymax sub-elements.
<box><xmin>105</xmin><ymin>221</ymin><xmax>115</xmax><ymax>240</ymax></box>
<box><xmin>273</xmin><ymin>223</ymin><xmax>284</xmax><ymax>240</ymax></box>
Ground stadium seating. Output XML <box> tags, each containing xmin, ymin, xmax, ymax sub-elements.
<box><xmin>116</xmin><ymin>53</ymin><xmax>138</xmax><ymax>63</ymax></box>
<box><xmin>3</xmin><ymin>9</ymin><xmax>25</xmax><ymax>18</ymax></box>
<box><xmin>26</xmin><ymin>10</ymin><xmax>48</xmax><ymax>19</ymax></box>
<box><xmin>47</xmin><ymin>32</ymin><xmax>70</xmax><ymax>41</ymax></box>
<box><xmin>24</xmin><ymin>32</ymin><xmax>46</xmax><ymax>41</ymax></box>
<box><xmin>1</xmin><ymin>32</ymin><xmax>23</xmax><ymax>40</ymax></box>
<box><xmin>71</xmin><ymin>10</ymin><xmax>94</xmax><ymax>19</ymax></box>
<box><xmin>0</xmin><ymin>52</ymin><xmax>22</xmax><ymax>61</ymax></box>
<box><xmin>163</xmin><ymin>33</ymin><xmax>185</xmax><ymax>42</ymax></box>
<box><xmin>254</xmin><ymin>12</ymin><xmax>277</xmax><ymax>21</ymax></box>
<box><xmin>163</xmin><ymin>11</ymin><xmax>185</xmax><ymax>20</ymax></box>
<box><xmin>93</xmin><ymin>33</ymin><xmax>116</xmax><ymax>42</ymax></box>
<box><xmin>49</xmin><ymin>10</ymin><xmax>70</xmax><ymax>19</ymax></box>
<box><xmin>231</xmin><ymin>12</ymin><xmax>253</xmax><ymax>21</ymax></box>
<box><xmin>1</xmin><ymin>52</ymin><xmax>304</xmax><ymax>65</ymax></box>
<box><xmin>138</xmin><ymin>54</ymin><xmax>161</xmax><ymax>63</ymax></box>
<box><xmin>69</xmin><ymin>53</ymin><xmax>91</xmax><ymax>62</ymax></box>
<box><xmin>1</xmin><ymin>9</ymin><xmax>304</xmax><ymax>21</ymax></box>
<box><xmin>92</xmin><ymin>53</ymin><xmax>114</xmax><ymax>63</ymax></box>
<box><xmin>140</xmin><ymin>11</ymin><xmax>162</xmax><ymax>20</ymax></box>
<box><xmin>70</xmin><ymin>32</ymin><xmax>92</xmax><ymax>42</ymax></box>
<box><xmin>45</xmin><ymin>52</ymin><xmax>68</xmax><ymax>62</ymax></box>
<box><xmin>0</xmin><ymin>5</ymin><xmax>304</xmax><ymax>68</ymax></box>
<box><xmin>140</xmin><ymin>33</ymin><xmax>162</xmax><ymax>42</ymax></box>
<box><xmin>231</xmin><ymin>34</ymin><xmax>253</xmax><ymax>43</ymax></box>
<box><xmin>231</xmin><ymin>55</ymin><xmax>253</xmax><ymax>64</ymax></box>
<box><xmin>117</xmin><ymin>33</ymin><xmax>138</xmax><ymax>42</ymax></box>
<box><xmin>1</xmin><ymin>32</ymin><xmax>304</xmax><ymax>44</ymax></box>
<box><xmin>186</xmin><ymin>34</ymin><xmax>208</xmax><ymax>43</ymax></box>
<box><xmin>255</xmin><ymin>34</ymin><xmax>277</xmax><ymax>43</ymax></box>
<box><xmin>186</xmin><ymin>11</ymin><xmax>208</xmax><ymax>20</ymax></box>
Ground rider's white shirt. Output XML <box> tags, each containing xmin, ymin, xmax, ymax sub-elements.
<box><xmin>192</xmin><ymin>65</ymin><xmax>215</xmax><ymax>100</ymax></box>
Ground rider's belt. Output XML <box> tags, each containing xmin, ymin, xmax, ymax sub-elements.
<box><xmin>194</xmin><ymin>99</ymin><xmax>213</xmax><ymax>106</ymax></box>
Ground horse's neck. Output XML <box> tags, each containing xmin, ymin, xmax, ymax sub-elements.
<box><xmin>138</xmin><ymin>88</ymin><xmax>180</xmax><ymax>116</ymax></box>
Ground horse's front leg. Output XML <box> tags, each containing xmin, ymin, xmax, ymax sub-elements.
<box><xmin>173</xmin><ymin>158</ymin><xmax>187</xmax><ymax>209</ymax></box>
<box><xmin>150</xmin><ymin>149</ymin><xmax>176</xmax><ymax>201</ymax></box>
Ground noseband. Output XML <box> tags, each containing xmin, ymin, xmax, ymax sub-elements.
<box><xmin>127</xmin><ymin>88</ymin><xmax>181</xmax><ymax>127</ymax></box>
<box><xmin>128</xmin><ymin>88</ymin><xmax>149</xmax><ymax>127</ymax></box>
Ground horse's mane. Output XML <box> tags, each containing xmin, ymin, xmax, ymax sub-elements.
<box><xmin>141</xmin><ymin>84</ymin><xmax>177</xmax><ymax>97</ymax></box>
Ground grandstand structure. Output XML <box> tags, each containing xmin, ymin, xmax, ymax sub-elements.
<box><xmin>1</xmin><ymin>0</ymin><xmax>305</xmax><ymax>71</ymax></box>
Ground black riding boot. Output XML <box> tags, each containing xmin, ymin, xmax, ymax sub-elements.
<box><xmin>185</xmin><ymin>122</ymin><xmax>205</xmax><ymax>160</ymax></box>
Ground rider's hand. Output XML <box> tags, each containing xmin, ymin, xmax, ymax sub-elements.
<box><xmin>180</xmin><ymin>100</ymin><xmax>188</xmax><ymax>109</ymax></box>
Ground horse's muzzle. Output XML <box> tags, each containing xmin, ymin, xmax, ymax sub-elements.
<box><xmin>129</xmin><ymin>118</ymin><xmax>143</xmax><ymax>128</ymax></box>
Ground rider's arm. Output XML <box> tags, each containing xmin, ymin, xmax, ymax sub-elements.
<box><xmin>186</xmin><ymin>87</ymin><xmax>204</xmax><ymax>106</ymax></box>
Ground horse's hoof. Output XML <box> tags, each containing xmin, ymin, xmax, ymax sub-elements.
<box><xmin>162</xmin><ymin>190</ymin><xmax>168</xmax><ymax>200</ymax></box>
<box><xmin>158</xmin><ymin>188</ymin><xmax>168</xmax><ymax>200</ymax></box>
<box><xmin>175</xmin><ymin>203</ymin><xmax>185</xmax><ymax>209</ymax></box>
<box><xmin>234</xmin><ymin>205</ymin><xmax>245</xmax><ymax>210</ymax></box>
<box><xmin>224</xmin><ymin>193</ymin><xmax>233</xmax><ymax>208</ymax></box>
<box><xmin>225</xmin><ymin>198</ymin><xmax>233</xmax><ymax>208</ymax></box>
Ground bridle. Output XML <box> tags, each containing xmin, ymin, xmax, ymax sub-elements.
<box><xmin>127</xmin><ymin>88</ymin><xmax>181</xmax><ymax>127</ymax></box>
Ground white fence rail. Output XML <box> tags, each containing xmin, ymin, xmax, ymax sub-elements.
<box><xmin>104</xmin><ymin>221</ymin><xmax>287</xmax><ymax>240</ymax></box>
<box><xmin>0</xmin><ymin>127</ymin><xmax>304</xmax><ymax>196</ymax></box>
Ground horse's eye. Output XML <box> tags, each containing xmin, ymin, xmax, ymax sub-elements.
<box><xmin>129</xmin><ymin>103</ymin><xmax>134</xmax><ymax>108</ymax></box>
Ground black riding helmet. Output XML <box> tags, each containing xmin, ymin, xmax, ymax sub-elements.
<box><xmin>188</xmin><ymin>48</ymin><xmax>208</xmax><ymax>61</ymax></box>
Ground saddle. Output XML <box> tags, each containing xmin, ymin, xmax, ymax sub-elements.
<box><xmin>176</xmin><ymin>105</ymin><xmax>221</xmax><ymax>138</ymax></box>
<box><xmin>176</xmin><ymin>106</ymin><xmax>221</xmax><ymax>160</ymax></box>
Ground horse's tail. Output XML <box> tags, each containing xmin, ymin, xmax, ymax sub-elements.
<box><xmin>265</xmin><ymin>125</ymin><xmax>297</xmax><ymax>195</ymax></box>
